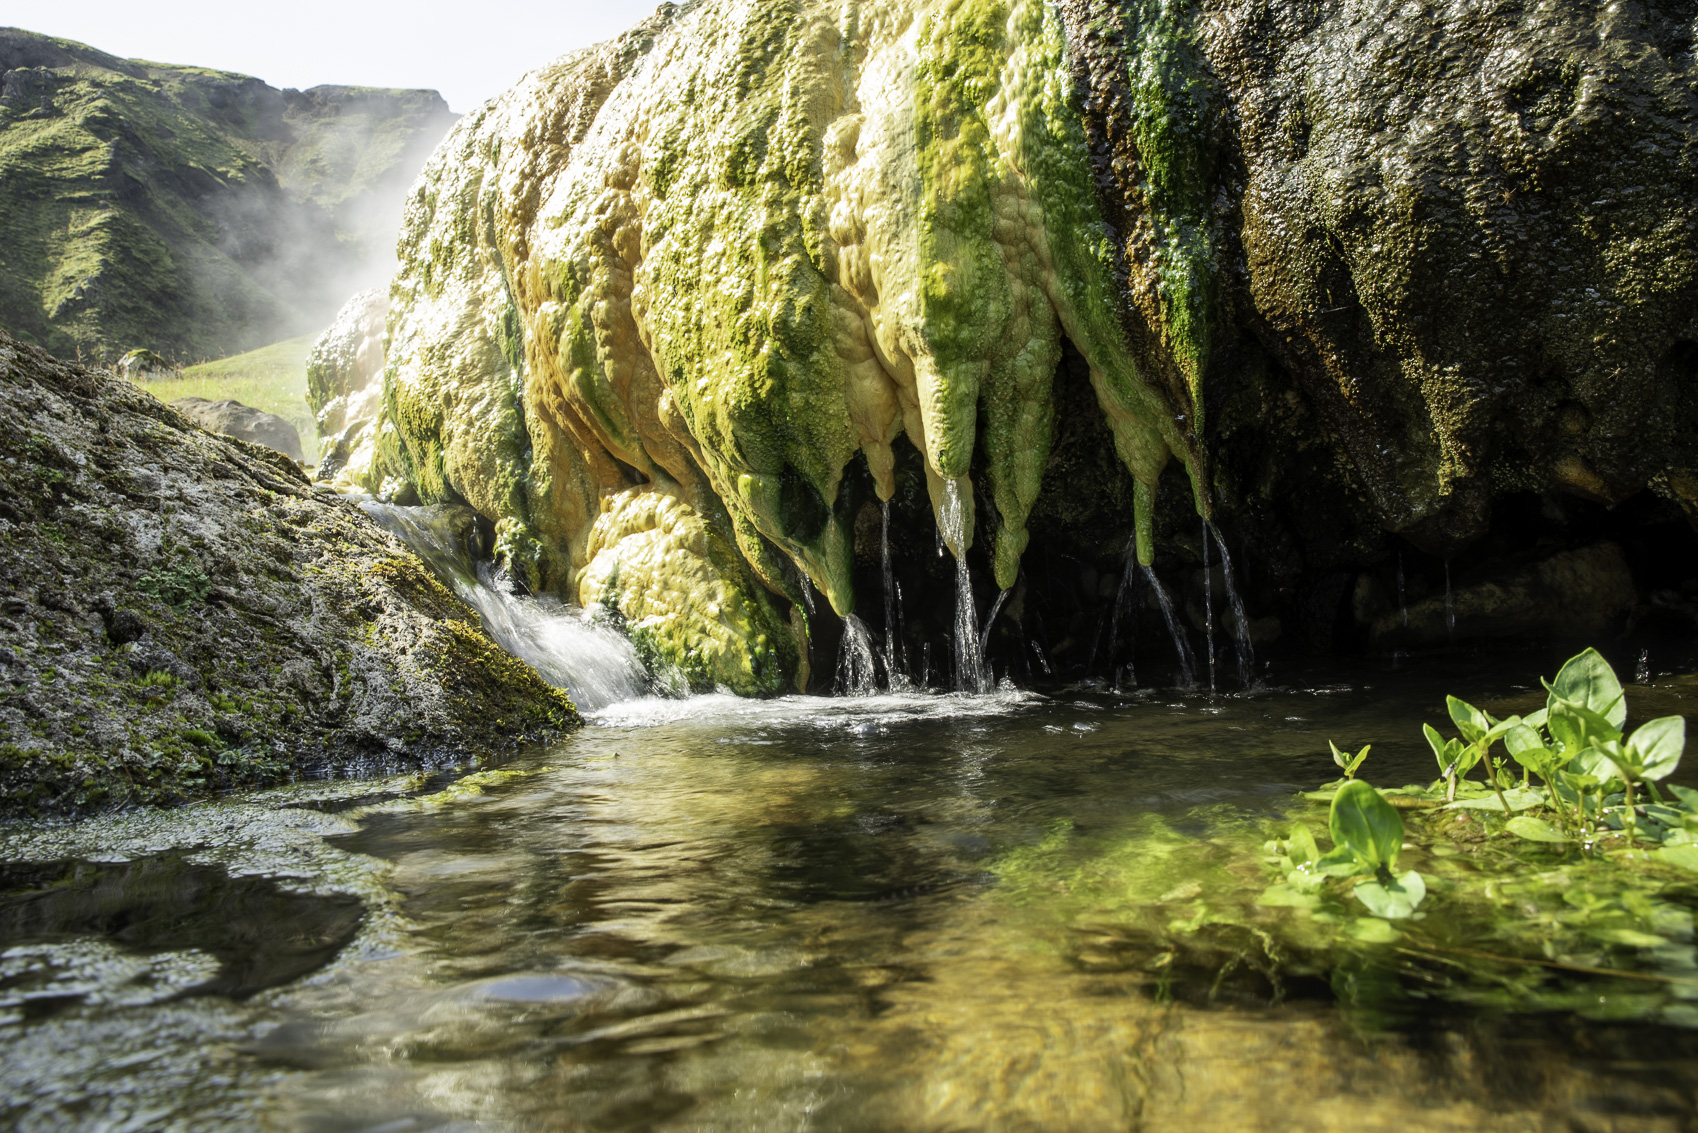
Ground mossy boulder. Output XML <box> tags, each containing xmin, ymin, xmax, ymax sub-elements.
<box><xmin>0</xmin><ymin>329</ymin><xmax>578</xmax><ymax>816</ymax></box>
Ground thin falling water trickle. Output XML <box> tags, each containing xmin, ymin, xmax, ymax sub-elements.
<box><xmin>1638</xmin><ymin>648</ymin><xmax>1652</xmax><ymax>685</ymax></box>
<box><xmin>835</xmin><ymin>614</ymin><xmax>879</xmax><ymax>697</ymax></box>
<box><xmin>941</xmin><ymin>479</ymin><xmax>990</xmax><ymax>694</ymax></box>
<box><xmin>1207</xmin><ymin>522</ymin><xmax>1254</xmax><ymax>690</ymax></box>
<box><xmin>1445</xmin><ymin>559</ymin><xmax>1455</xmax><ymax>642</ymax></box>
<box><xmin>1202</xmin><ymin>517</ymin><xmax>1216</xmax><ymax>694</ymax></box>
<box><xmin>1106</xmin><ymin>543</ymin><xmax>1138</xmax><ymax>688</ymax></box>
<box><xmin>979</xmin><ymin>587</ymin><xmax>1011</xmax><ymax>662</ymax></box>
<box><xmin>879</xmin><ymin>500</ymin><xmax>911</xmax><ymax>692</ymax></box>
<box><xmin>1397</xmin><ymin>549</ymin><xmax>1408</xmax><ymax>627</ymax></box>
<box><xmin>1142</xmin><ymin>564</ymin><xmax>1197</xmax><ymax>689</ymax></box>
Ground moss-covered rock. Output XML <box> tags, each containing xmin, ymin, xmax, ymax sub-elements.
<box><xmin>0</xmin><ymin>28</ymin><xmax>456</xmax><ymax>363</ymax></box>
<box><xmin>0</xmin><ymin>329</ymin><xmax>578</xmax><ymax>817</ymax></box>
<box><xmin>370</xmin><ymin>0</ymin><xmax>1698</xmax><ymax>687</ymax></box>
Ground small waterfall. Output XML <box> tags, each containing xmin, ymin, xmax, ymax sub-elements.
<box><xmin>835</xmin><ymin>614</ymin><xmax>879</xmax><ymax>696</ymax></box>
<box><xmin>1206</xmin><ymin>522</ymin><xmax>1254</xmax><ymax>689</ymax></box>
<box><xmin>879</xmin><ymin>500</ymin><xmax>911</xmax><ymax>692</ymax></box>
<box><xmin>359</xmin><ymin>501</ymin><xmax>652</xmax><ymax>711</ymax></box>
<box><xmin>1142</xmin><ymin>565</ymin><xmax>1197</xmax><ymax>689</ymax></box>
<box><xmin>1202</xmin><ymin>517</ymin><xmax>1216</xmax><ymax>694</ymax></box>
<box><xmin>941</xmin><ymin>479</ymin><xmax>991</xmax><ymax>693</ymax></box>
<box><xmin>1444</xmin><ymin>558</ymin><xmax>1455</xmax><ymax>642</ymax></box>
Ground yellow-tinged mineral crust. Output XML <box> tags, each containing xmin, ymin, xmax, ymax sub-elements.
<box><xmin>375</xmin><ymin>0</ymin><xmax>1198</xmax><ymax>690</ymax></box>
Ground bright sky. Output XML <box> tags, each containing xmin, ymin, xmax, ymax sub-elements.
<box><xmin>3</xmin><ymin>0</ymin><xmax>662</xmax><ymax>113</ymax></box>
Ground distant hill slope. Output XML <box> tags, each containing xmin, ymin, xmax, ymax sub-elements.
<box><xmin>0</xmin><ymin>28</ymin><xmax>456</xmax><ymax>363</ymax></box>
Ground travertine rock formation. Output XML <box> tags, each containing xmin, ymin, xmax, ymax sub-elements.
<box><xmin>360</xmin><ymin>0</ymin><xmax>1698</xmax><ymax>688</ymax></box>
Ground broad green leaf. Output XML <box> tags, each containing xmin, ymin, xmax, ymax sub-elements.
<box><xmin>1484</xmin><ymin>716</ymin><xmax>1521</xmax><ymax>744</ymax></box>
<box><xmin>1447</xmin><ymin>696</ymin><xmax>1490</xmax><ymax>743</ymax></box>
<box><xmin>1286</xmin><ymin>824</ymin><xmax>1319</xmax><ymax>866</ymax></box>
<box><xmin>1353</xmin><ymin>870</ymin><xmax>1426</xmax><ymax>918</ymax></box>
<box><xmin>1423</xmin><ymin>723</ymin><xmax>1449</xmax><ymax>774</ymax></box>
<box><xmin>1670</xmin><ymin>784</ymin><xmax>1698</xmax><ymax>813</ymax></box>
<box><xmin>1627</xmin><ymin>716</ymin><xmax>1685</xmax><ymax>781</ymax></box>
<box><xmin>1329</xmin><ymin>780</ymin><xmax>1403</xmax><ymax>872</ymax></box>
<box><xmin>1548</xmin><ymin>648</ymin><xmax>1627</xmax><ymax>727</ymax></box>
<box><xmin>1656</xmin><ymin>843</ymin><xmax>1698</xmax><ymax>872</ymax></box>
<box><xmin>1522</xmin><ymin>707</ymin><xmax>1549</xmax><ymax>729</ymax></box>
<box><xmin>1312</xmin><ymin>844</ymin><xmax>1367</xmax><ymax>878</ymax></box>
<box><xmin>1444</xmin><ymin>787</ymin><xmax>1544</xmax><ymax>812</ymax></box>
<box><xmin>1504</xmin><ymin>723</ymin><xmax>1556</xmax><ymax>775</ymax></box>
<box><xmin>1506</xmin><ymin>815</ymin><xmax>1569</xmax><ymax>843</ymax></box>
<box><xmin>1257</xmin><ymin>884</ymin><xmax>1320</xmax><ymax>909</ymax></box>
<box><xmin>1549</xmin><ymin>695</ymin><xmax>1624</xmax><ymax>749</ymax></box>
<box><xmin>1346</xmin><ymin>916</ymin><xmax>1400</xmax><ymax>942</ymax></box>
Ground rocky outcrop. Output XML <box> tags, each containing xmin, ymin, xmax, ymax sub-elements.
<box><xmin>0</xmin><ymin>28</ymin><xmax>457</xmax><ymax>363</ymax></box>
<box><xmin>0</xmin><ymin>330</ymin><xmax>578</xmax><ymax>815</ymax></box>
<box><xmin>306</xmin><ymin>288</ymin><xmax>389</xmax><ymax>482</ymax></box>
<box><xmin>171</xmin><ymin>397</ymin><xmax>306</xmax><ymax>463</ymax></box>
<box><xmin>357</xmin><ymin>0</ymin><xmax>1698</xmax><ymax>688</ymax></box>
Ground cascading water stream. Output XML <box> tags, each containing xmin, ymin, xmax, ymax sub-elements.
<box><xmin>879</xmin><ymin>500</ymin><xmax>911</xmax><ymax>692</ymax></box>
<box><xmin>1202</xmin><ymin>517</ymin><xmax>1215</xmax><ymax>694</ymax></box>
<box><xmin>1142</xmin><ymin>565</ymin><xmax>1197</xmax><ymax>689</ymax></box>
<box><xmin>1206</xmin><ymin>522</ymin><xmax>1255</xmax><ymax>689</ymax></box>
<box><xmin>835</xmin><ymin>614</ymin><xmax>879</xmax><ymax>697</ymax></box>
<box><xmin>941</xmin><ymin>479</ymin><xmax>991</xmax><ymax>694</ymax></box>
<box><xmin>358</xmin><ymin>501</ymin><xmax>654</xmax><ymax>711</ymax></box>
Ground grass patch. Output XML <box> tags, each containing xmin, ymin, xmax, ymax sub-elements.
<box><xmin>136</xmin><ymin>336</ymin><xmax>318</xmax><ymax>463</ymax></box>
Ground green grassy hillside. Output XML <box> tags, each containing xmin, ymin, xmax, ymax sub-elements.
<box><xmin>0</xmin><ymin>28</ymin><xmax>453</xmax><ymax>363</ymax></box>
<box><xmin>137</xmin><ymin>337</ymin><xmax>318</xmax><ymax>463</ymax></box>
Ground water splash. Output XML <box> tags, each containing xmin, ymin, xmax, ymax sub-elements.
<box><xmin>1638</xmin><ymin>648</ymin><xmax>1651</xmax><ymax>685</ymax></box>
<box><xmin>1202</xmin><ymin>517</ymin><xmax>1215</xmax><ymax>694</ymax></box>
<box><xmin>1142</xmin><ymin>565</ymin><xmax>1197</xmax><ymax>689</ymax></box>
<box><xmin>359</xmin><ymin>501</ymin><xmax>653</xmax><ymax>711</ymax></box>
<box><xmin>941</xmin><ymin>479</ymin><xmax>991</xmax><ymax>693</ymax></box>
<box><xmin>1206</xmin><ymin>522</ymin><xmax>1254</xmax><ymax>689</ymax></box>
<box><xmin>836</xmin><ymin>614</ymin><xmax>879</xmax><ymax>697</ymax></box>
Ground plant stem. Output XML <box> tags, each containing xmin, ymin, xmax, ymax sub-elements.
<box><xmin>1622</xmin><ymin>778</ymin><xmax>1638</xmax><ymax>843</ymax></box>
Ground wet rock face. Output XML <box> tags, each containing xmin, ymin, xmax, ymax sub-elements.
<box><xmin>306</xmin><ymin>288</ymin><xmax>389</xmax><ymax>482</ymax></box>
<box><xmin>0</xmin><ymin>330</ymin><xmax>578</xmax><ymax>815</ymax></box>
<box><xmin>170</xmin><ymin>397</ymin><xmax>306</xmax><ymax>464</ymax></box>
<box><xmin>363</xmin><ymin>0</ymin><xmax>1698</xmax><ymax>687</ymax></box>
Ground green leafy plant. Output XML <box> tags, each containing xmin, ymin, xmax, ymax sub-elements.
<box><xmin>1314</xmin><ymin>781</ymin><xmax>1426</xmax><ymax>918</ymax></box>
<box><xmin>135</xmin><ymin>562</ymin><xmax>211</xmax><ymax>608</ymax></box>
<box><xmin>1328</xmin><ymin>741</ymin><xmax>1370</xmax><ymax>780</ymax></box>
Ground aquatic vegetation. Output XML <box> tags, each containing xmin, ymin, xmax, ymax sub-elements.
<box><xmin>994</xmin><ymin>649</ymin><xmax>1698</xmax><ymax>1024</ymax></box>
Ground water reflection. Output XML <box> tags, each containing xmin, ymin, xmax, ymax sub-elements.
<box><xmin>6</xmin><ymin>653</ymin><xmax>1698</xmax><ymax>1129</ymax></box>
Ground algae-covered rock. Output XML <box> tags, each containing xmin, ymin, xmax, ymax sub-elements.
<box><xmin>306</xmin><ymin>288</ymin><xmax>390</xmax><ymax>480</ymax></box>
<box><xmin>369</xmin><ymin>0</ymin><xmax>1698</xmax><ymax>686</ymax></box>
<box><xmin>0</xmin><ymin>28</ymin><xmax>456</xmax><ymax>363</ymax></box>
<box><xmin>0</xmin><ymin>330</ymin><xmax>577</xmax><ymax>816</ymax></box>
<box><xmin>171</xmin><ymin>396</ymin><xmax>306</xmax><ymax>463</ymax></box>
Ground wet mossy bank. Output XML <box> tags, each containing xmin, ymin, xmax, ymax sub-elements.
<box><xmin>0</xmin><ymin>330</ymin><xmax>578</xmax><ymax>817</ymax></box>
<box><xmin>340</xmin><ymin>0</ymin><xmax>1698</xmax><ymax>692</ymax></box>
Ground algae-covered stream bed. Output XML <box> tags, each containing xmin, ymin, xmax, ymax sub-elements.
<box><xmin>7</xmin><ymin>650</ymin><xmax>1698</xmax><ymax>1130</ymax></box>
